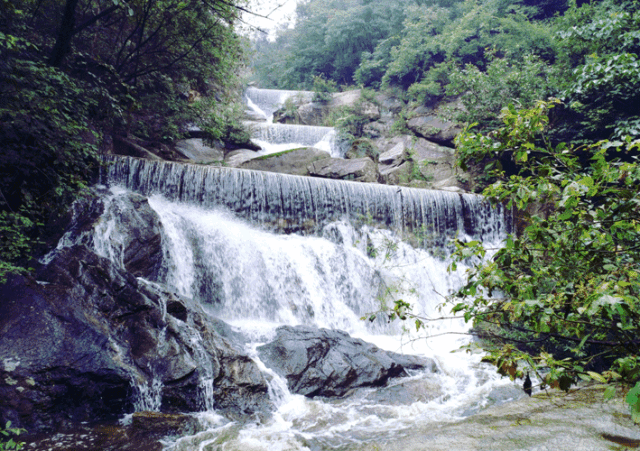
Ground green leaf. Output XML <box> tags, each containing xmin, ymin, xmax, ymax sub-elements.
<box><xmin>587</xmin><ymin>371</ymin><xmax>607</xmax><ymax>383</ymax></box>
<box><xmin>604</xmin><ymin>385</ymin><xmax>616</xmax><ymax>400</ymax></box>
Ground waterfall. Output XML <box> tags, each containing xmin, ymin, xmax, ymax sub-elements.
<box><xmin>104</xmin><ymin>156</ymin><xmax>510</xmax><ymax>248</ymax></box>
<box><xmin>244</xmin><ymin>87</ymin><xmax>348</xmax><ymax>158</ymax></box>
<box><xmin>95</xmin><ymin>155</ymin><xmax>518</xmax><ymax>450</ymax></box>
<box><xmin>245</xmin><ymin>87</ymin><xmax>314</xmax><ymax>120</ymax></box>
<box><xmin>250</xmin><ymin>122</ymin><xmax>346</xmax><ymax>158</ymax></box>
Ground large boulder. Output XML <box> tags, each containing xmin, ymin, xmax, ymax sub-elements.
<box><xmin>406</xmin><ymin>113</ymin><xmax>462</xmax><ymax>147</ymax></box>
<box><xmin>308</xmin><ymin>157</ymin><xmax>379</xmax><ymax>183</ymax></box>
<box><xmin>239</xmin><ymin>147</ymin><xmax>331</xmax><ymax>176</ymax></box>
<box><xmin>225</xmin><ymin>149</ymin><xmax>260</xmax><ymax>167</ymax></box>
<box><xmin>375</xmin><ymin>135</ymin><xmax>464</xmax><ymax>191</ymax></box>
<box><xmin>0</xmin><ymin>245</ymin><xmax>272</xmax><ymax>432</ymax></box>
<box><xmin>174</xmin><ymin>138</ymin><xmax>225</xmax><ymax>163</ymax></box>
<box><xmin>256</xmin><ymin>325</ymin><xmax>436</xmax><ymax>398</ymax></box>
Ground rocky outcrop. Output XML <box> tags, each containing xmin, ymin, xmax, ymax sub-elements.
<box><xmin>374</xmin><ymin>135</ymin><xmax>463</xmax><ymax>190</ymax></box>
<box><xmin>239</xmin><ymin>147</ymin><xmax>331</xmax><ymax>176</ymax></box>
<box><xmin>59</xmin><ymin>189</ymin><xmax>164</xmax><ymax>280</ymax></box>
<box><xmin>406</xmin><ymin>113</ymin><xmax>462</xmax><ymax>147</ymax></box>
<box><xmin>174</xmin><ymin>138</ymin><xmax>225</xmax><ymax>163</ymax></box>
<box><xmin>257</xmin><ymin>325</ymin><xmax>436</xmax><ymax>398</ymax></box>
<box><xmin>308</xmin><ymin>157</ymin><xmax>379</xmax><ymax>183</ymax></box>
<box><xmin>0</xmin><ymin>245</ymin><xmax>271</xmax><ymax>432</ymax></box>
<box><xmin>406</xmin><ymin>99</ymin><xmax>466</xmax><ymax>147</ymax></box>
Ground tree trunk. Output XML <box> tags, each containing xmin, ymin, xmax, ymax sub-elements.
<box><xmin>48</xmin><ymin>0</ymin><xmax>80</xmax><ymax>67</ymax></box>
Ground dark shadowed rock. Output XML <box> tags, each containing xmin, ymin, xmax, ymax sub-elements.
<box><xmin>55</xmin><ymin>189</ymin><xmax>164</xmax><ymax>280</ymax></box>
<box><xmin>256</xmin><ymin>325</ymin><xmax>437</xmax><ymax>398</ymax></box>
<box><xmin>0</xmin><ymin>245</ymin><xmax>272</xmax><ymax>432</ymax></box>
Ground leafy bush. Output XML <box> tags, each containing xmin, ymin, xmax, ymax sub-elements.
<box><xmin>0</xmin><ymin>421</ymin><xmax>25</xmax><ymax>450</ymax></box>
<box><xmin>553</xmin><ymin>0</ymin><xmax>640</xmax><ymax>141</ymax></box>
<box><xmin>312</xmin><ymin>75</ymin><xmax>338</xmax><ymax>103</ymax></box>
<box><xmin>450</xmin><ymin>100</ymin><xmax>640</xmax><ymax>419</ymax></box>
<box><xmin>0</xmin><ymin>34</ymin><xmax>101</xmax><ymax>280</ymax></box>
<box><xmin>447</xmin><ymin>52</ymin><xmax>553</xmax><ymax>129</ymax></box>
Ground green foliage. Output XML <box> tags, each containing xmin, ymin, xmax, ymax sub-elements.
<box><xmin>0</xmin><ymin>33</ymin><xmax>101</xmax><ymax>279</ymax></box>
<box><xmin>375</xmin><ymin>0</ymin><xmax>556</xmax><ymax>94</ymax></box>
<box><xmin>311</xmin><ymin>75</ymin><xmax>337</xmax><ymax>103</ymax></box>
<box><xmin>0</xmin><ymin>421</ymin><xmax>25</xmax><ymax>451</ymax></box>
<box><xmin>195</xmin><ymin>99</ymin><xmax>252</xmax><ymax>147</ymax></box>
<box><xmin>447</xmin><ymin>52</ymin><xmax>553</xmax><ymax>129</ymax></box>
<box><xmin>250</xmin><ymin>0</ymin><xmax>411</xmax><ymax>88</ymax></box>
<box><xmin>553</xmin><ymin>0</ymin><xmax>640</xmax><ymax>141</ymax></box>
<box><xmin>450</xmin><ymin>100</ymin><xmax>640</xmax><ymax>416</ymax></box>
<box><xmin>0</xmin><ymin>0</ymin><xmax>248</xmax><ymax>280</ymax></box>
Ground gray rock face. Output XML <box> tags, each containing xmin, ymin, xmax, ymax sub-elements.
<box><xmin>407</xmin><ymin>114</ymin><xmax>462</xmax><ymax>147</ymax></box>
<box><xmin>308</xmin><ymin>157</ymin><xmax>379</xmax><ymax>183</ymax></box>
<box><xmin>374</xmin><ymin>136</ymin><xmax>462</xmax><ymax>190</ymax></box>
<box><xmin>295</xmin><ymin>103</ymin><xmax>326</xmax><ymax>126</ymax></box>
<box><xmin>225</xmin><ymin>149</ymin><xmax>260</xmax><ymax>167</ymax></box>
<box><xmin>174</xmin><ymin>138</ymin><xmax>225</xmax><ymax>163</ymax></box>
<box><xmin>239</xmin><ymin>147</ymin><xmax>331</xmax><ymax>176</ymax></box>
<box><xmin>256</xmin><ymin>325</ymin><xmax>436</xmax><ymax>398</ymax></box>
<box><xmin>0</xmin><ymin>245</ymin><xmax>272</xmax><ymax>432</ymax></box>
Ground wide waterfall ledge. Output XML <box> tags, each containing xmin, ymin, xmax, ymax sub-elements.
<box><xmin>103</xmin><ymin>155</ymin><xmax>512</xmax><ymax>251</ymax></box>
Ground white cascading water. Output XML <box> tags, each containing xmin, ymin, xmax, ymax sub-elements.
<box><xmin>245</xmin><ymin>87</ymin><xmax>314</xmax><ymax>121</ymax></box>
<box><xmin>250</xmin><ymin>122</ymin><xmax>344</xmax><ymax>158</ymax></box>
<box><xmin>244</xmin><ymin>87</ymin><xmax>347</xmax><ymax>158</ymax></box>
<box><xmin>89</xmin><ymin>155</ymin><xmax>523</xmax><ymax>450</ymax></box>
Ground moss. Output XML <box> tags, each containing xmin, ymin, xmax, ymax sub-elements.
<box><xmin>253</xmin><ymin>148</ymin><xmax>306</xmax><ymax>160</ymax></box>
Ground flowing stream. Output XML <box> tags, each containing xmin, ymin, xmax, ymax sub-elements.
<box><xmin>95</xmin><ymin>152</ymin><xmax>522</xmax><ymax>450</ymax></box>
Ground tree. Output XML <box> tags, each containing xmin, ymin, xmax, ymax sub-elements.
<box><xmin>450</xmin><ymin>100</ymin><xmax>640</xmax><ymax>421</ymax></box>
<box><xmin>552</xmin><ymin>0</ymin><xmax>640</xmax><ymax>142</ymax></box>
<box><xmin>0</xmin><ymin>0</ymin><xmax>249</xmax><ymax>280</ymax></box>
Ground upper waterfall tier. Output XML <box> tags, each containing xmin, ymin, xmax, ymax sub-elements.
<box><xmin>250</xmin><ymin>122</ymin><xmax>346</xmax><ymax>158</ymax></box>
<box><xmin>245</xmin><ymin>87</ymin><xmax>314</xmax><ymax>120</ymax></box>
<box><xmin>104</xmin><ymin>156</ymin><xmax>510</xmax><ymax>247</ymax></box>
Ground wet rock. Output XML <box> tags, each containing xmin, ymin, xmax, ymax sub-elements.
<box><xmin>367</xmin><ymin>385</ymin><xmax>640</xmax><ymax>451</ymax></box>
<box><xmin>55</xmin><ymin>189</ymin><xmax>164</xmax><ymax>280</ymax></box>
<box><xmin>0</xmin><ymin>245</ymin><xmax>272</xmax><ymax>432</ymax></box>
<box><xmin>239</xmin><ymin>147</ymin><xmax>331</xmax><ymax>176</ymax></box>
<box><xmin>225</xmin><ymin>149</ymin><xmax>260</xmax><ymax>167</ymax></box>
<box><xmin>21</xmin><ymin>412</ymin><xmax>200</xmax><ymax>451</ymax></box>
<box><xmin>174</xmin><ymin>138</ymin><xmax>225</xmax><ymax>163</ymax></box>
<box><xmin>257</xmin><ymin>325</ymin><xmax>436</xmax><ymax>398</ymax></box>
<box><xmin>350</xmin><ymin>377</ymin><xmax>444</xmax><ymax>405</ymax></box>
<box><xmin>308</xmin><ymin>157</ymin><xmax>379</xmax><ymax>183</ymax></box>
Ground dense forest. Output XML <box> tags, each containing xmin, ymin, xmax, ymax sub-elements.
<box><xmin>0</xmin><ymin>0</ymin><xmax>252</xmax><ymax>280</ymax></box>
<box><xmin>252</xmin><ymin>0</ymin><xmax>640</xmax><ymax>417</ymax></box>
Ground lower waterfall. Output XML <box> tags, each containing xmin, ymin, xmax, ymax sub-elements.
<box><xmin>95</xmin><ymin>156</ymin><xmax>519</xmax><ymax>450</ymax></box>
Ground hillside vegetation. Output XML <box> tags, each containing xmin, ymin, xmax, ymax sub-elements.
<box><xmin>0</xmin><ymin>0</ymin><xmax>250</xmax><ymax>280</ymax></box>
